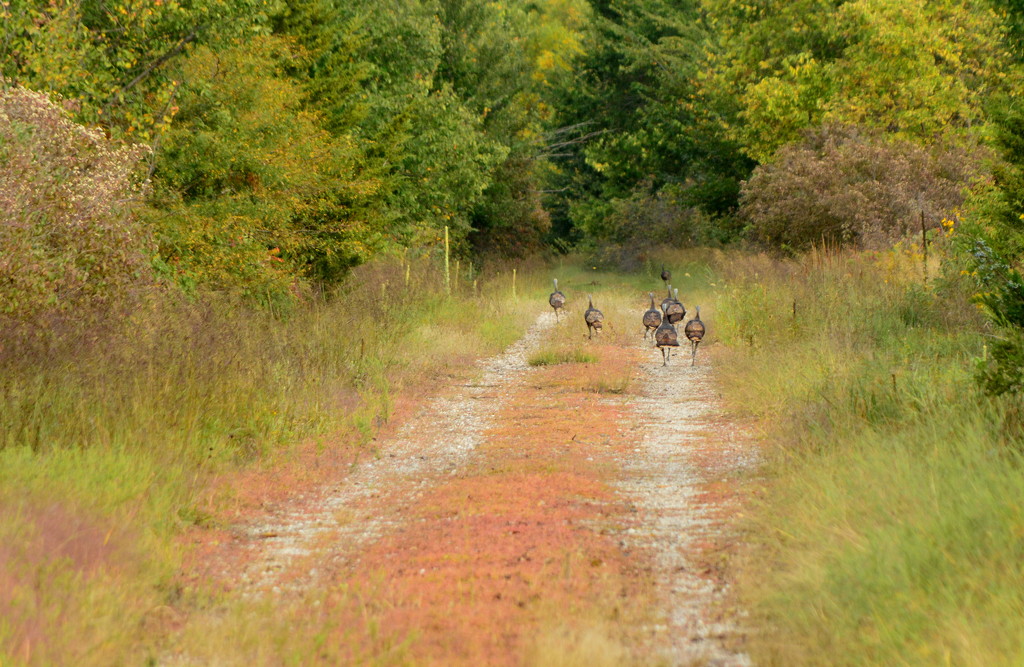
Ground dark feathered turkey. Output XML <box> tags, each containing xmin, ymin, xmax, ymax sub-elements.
<box><xmin>684</xmin><ymin>306</ymin><xmax>706</xmax><ymax>366</ymax></box>
<box><xmin>660</xmin><ymin>285</ymin><xmax>675</xmax><ymax>314</ymax></box>
<box><xmin>584</xmin><ymin>295</ymin><xmax>604</xmax><ymax>339</ymax></box>
<box><xmin>642</xmin><ymin>292</ymin><xmax>662</xmax><ymax>339</ymax></box>
<box><xmin>549</xmin><ymin>279</ymin><xmax>566</xmax><ymax>320</ymax></box>
<box><xmin>665</xmin><ymin>288</ymin><xmax>686</xmax><ymax>325</ymax></box>
<box><xmin>654</xmin><ymin>318</ymin><xmax>678</xmax><ymax>366</ymax></box>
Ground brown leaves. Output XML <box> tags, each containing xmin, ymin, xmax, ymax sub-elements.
<box><xmin>0</xmin><ymin>86</ymin><xmax>152</xmax><ymax>328</ymax></box>
<box><xmin>740</xmin><ymin>124</ymin><xmax>984</xmax><ymax>252</ymax></box>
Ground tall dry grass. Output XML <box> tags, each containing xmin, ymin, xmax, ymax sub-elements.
<box><xmin>0</xmin><ymin>254</ymin><xmax>548</xmax><ymax>664</ymax></box>
<box><xmin>712</xmin><ymin>245</ymin><xmax>1024</xmax><ymax>665</ymax></box>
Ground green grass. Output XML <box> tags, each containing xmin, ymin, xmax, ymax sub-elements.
<box><xmin>713</xmin><ymin>246</ymin><xmax>1024</xmax><ymax>665</ymax></box>
<box><xmin>529</xmin><ymin>346</ymin><xmax>599</xmax><ymax>366</ymax></box>
<box><xmin>0</xmin><ymin>254</ymin><xmax>544</xmax><ymax>664</ymax></box>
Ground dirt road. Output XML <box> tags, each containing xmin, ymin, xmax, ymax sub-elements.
<box><xmin>171</xmin><ymin>311</ymin><xmax>755</xmax><ymax>665</ymax></box>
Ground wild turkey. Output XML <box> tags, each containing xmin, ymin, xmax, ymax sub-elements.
<box><xmin>684</xmin><ymin>306</ymin><xmax>706</xmax><ymax>366</ymax></box>
<box><xmin>660</xmin><ymin>285</ymin><xmax>675</xmax><ymax>314</ymax></box>
<box><xmin>666</xmin><ymin>288</ymin><xmax>686</xmax><ymax>325</ymax></box>
<box><xmin>654</xmin><ymin>318</ymin><xmax>679</xmax><ymax>366</ymax></box>
<box><xmin>584</xmin><ymin>295</ymin><xmax>604</xmax><ymax>339</ymax></box>
<box><xmin>549</xmin><ymin>279</ymin><xmax>566</xmax><ymax>321</ymax></box>
<box><xmin>642</xmin><ymin>292</ymin><xmax>662</xmax><ymax>339</ymax></box>
<box><xmin>660</xmin><ymin>265</ymin><xmax>671</xmax><ymax>285</ymax></box>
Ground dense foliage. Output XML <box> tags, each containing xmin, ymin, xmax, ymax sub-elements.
<box><xmin>5</xmin><ymin>0</ymin><xmax>1024</xmax><ymax>296</ymax></box>
<box><xmin>0</xmin><ymin>87</ymin><xmax>151</xmax><ymax>326</ymax></box>
<box><xmin>1</xmin><ymin>0</ymin><xmax>589</xmax><ymax>303</ymax></box>
<box><xmin>705</xmin><ymin>0</ymin><xmax>1008</xmax><ymax>161</ymax></box>
<box><xmin>740</xmin><ymin>125</ymin><xmax>978</xmax><ymax>252</ymax></box>
<box><xmin>543</xmin><ymin>0</ymin><xmax>753</xmax><ymax>250</ymax></box>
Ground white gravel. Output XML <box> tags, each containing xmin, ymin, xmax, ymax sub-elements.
<box><xmin>618</xmin><ymin>344</ymin><xmax>757</xmax><ymax>666</ymax></box>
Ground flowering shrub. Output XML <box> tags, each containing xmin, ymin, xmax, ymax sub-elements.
<box><xmin>0</xmin><ymin>86</ymin><xmax>152</xmax><ymax>325</ymax></box>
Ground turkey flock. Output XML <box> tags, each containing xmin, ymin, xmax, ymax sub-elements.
<box><xmin>547</xmin><ymin>268</ymin><xmax>706</xmax><ymax>366</ymax></box>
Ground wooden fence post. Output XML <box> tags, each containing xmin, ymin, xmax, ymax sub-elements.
<box><xmin>444</xmin><ymin>226</ymin><xmax>450</xmax><ymax>296</ymax></box>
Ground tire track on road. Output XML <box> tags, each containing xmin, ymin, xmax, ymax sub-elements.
<box><xmin>232</xmin><ymin>311</ymin><xmax>558</xmax><ymax>597</ymax></box>
<box><xmin>620</xmin><ymin>347</ymin><xmax>756</xmax><ymax>665</ymax></box>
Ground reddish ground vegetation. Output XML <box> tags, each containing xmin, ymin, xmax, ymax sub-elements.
<box><xmin>177</xmin><ymin>369</ymin><xmax>475</xmax><ymax>591</ymax></box>
<box><xmin>170</xmin><ymin>333</ymin><xmax>753</xmax><ymax>664</ymax></box>
<box><xmin>0</xmin><ymin>501</ymin><xmax>133</xmax><ymax>663</ymax></box>
<box><xmin>309</xmin><ymin>345</ymin><xmax>649</xmax><ymax>664</ymax></box>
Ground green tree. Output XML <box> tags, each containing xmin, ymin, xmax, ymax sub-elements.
<box><xmin>545</xmin><ymin>0</ymin><xmax>750</xmax><ymax>247</ymax></box>
<box><xmin>705</xmin><ymin>0</ymin><xmax>1011</xmax><ymax>161</ymax></box>
<box><xmin>145</xmin><ymin>36</ymin><xmax>381</xmax><ymax>298</ymax></box>
<box><xmin>278</xmin><ymin>0</ymin><xmax>588</xmax><ymax>257</ymax></box>
<box><xmin>434</xmin><ymin>0</ymin><xmax>587</xmax><ymax>254</ymax></box>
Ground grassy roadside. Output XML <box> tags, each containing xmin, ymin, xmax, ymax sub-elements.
<box><xmin>0</xmin><ymin>255</ymin><xmax>552</xmax><ymax>665</ymax></box>
<box><xmin>711</xmin><ymin>246</ymin><xmax>1024</xmax><ymax>665</ymax></box>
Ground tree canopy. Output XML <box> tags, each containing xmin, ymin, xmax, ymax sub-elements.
<box><xmin>4</xmin><ymin>0</ymin><xmax>1024</xmax><ymax>303</ymax></box>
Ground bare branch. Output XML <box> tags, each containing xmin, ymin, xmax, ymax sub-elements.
<box><xmin>102</xmin><ymin>27</ymin><xmax>200</xmax><ymax>116</ymax></box>
<box><xmin>542</xmin><ymin>129</ymin><xmax>609</xmax><ymax>152</ymax></box>
<box><xmin>543</xmin><ymin>121</ymin><xmax>596</xmax><ymax>137</ymax></box>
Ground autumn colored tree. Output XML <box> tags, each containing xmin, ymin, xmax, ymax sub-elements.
<box><xmin>0</xmin><ymin>86</ymin><xmax>151</xmax><ymax>325</ymax></box>
<box><xmin>0</xmin><ymin>0</ymin><xmax>266</xmax><ymax>139</ymax></box>
<box><xmin>740</xmin><ymin>125</ymin><xmax>978</xmax><ymax>251</ymax></box>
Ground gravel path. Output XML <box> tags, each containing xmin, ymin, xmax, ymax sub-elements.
<box><xmin>619</xmin><ymin>347</ymin><xmax>756</xmax><ymax>666</ymax></box>
<box><xmin>235</xmin><ymin>311</ymin><xmax>558</xmax><ymax>597</ymax></box>
<box><xmin>179</xmin><ymin>309</ymin><xmax>757</xmax><ymax>666</ymax></box>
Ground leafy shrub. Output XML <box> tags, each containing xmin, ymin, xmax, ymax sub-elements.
<box><xmin>0</xmin><ymin>86</ymin><xmax>151</xmax><ymax>327</ymax></box>
<box><xmin>965</xmin><ymin>238</ymin><xmax>1024</xmax><ymax>396</ymax></box>
<box><xmin>572</xmin><ymin>182</ymin><xmax>697</xmax><ymax>247</ymax></box>
<box><xmin>574</xmin><ymin>183</ymin><xmax>706</xmax><ymax>270</ymax></box>
<box><xmin>740</xmin><ymin>125</ymin><xmax>979</xmax><ymax>252</ymax></box>
<box><xmin>609</xmin><ymin>184</ymin><xmax>700</xmax><ymax>248</ymax></box>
